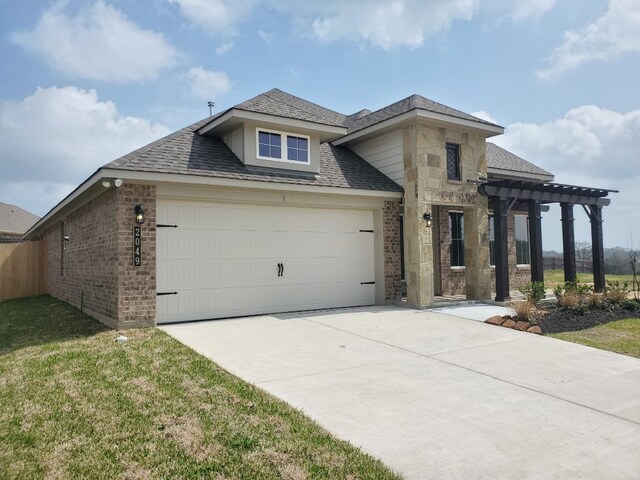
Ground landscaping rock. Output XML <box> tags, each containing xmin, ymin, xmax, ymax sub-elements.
<box><xmin>514</xmin><ymin>321</ymin><xmax>530</xmax><ymax>331</ymax></box>
<box><xmin>502</xmin><ymin>319</ymin><xmax>516</xmax><ymax>329</ymax></box>
<box><xmin>527</xmin><ymin>325</ymin><xmax>542</xmax><ymax>335</ymax></box>
<box><xmin>485</xmin><ymin>316</ymin><xmax>505</xmax><ymax>326</ymax></box>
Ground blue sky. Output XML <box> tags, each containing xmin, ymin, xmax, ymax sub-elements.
<box><xmin>1</xmin><ymin>0</ymin><xmax>638</xmax><ymax>250</ymax></box>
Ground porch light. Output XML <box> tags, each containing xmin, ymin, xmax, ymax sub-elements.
<box><xmin>134</xmin><ymin>205</ymin><xmax>145</xmax><ymax>224</ymax></box>
<box><xmin>423</xmin><ymin>212</ymin><xmax>433</xmax><ymax>228</ymax></box>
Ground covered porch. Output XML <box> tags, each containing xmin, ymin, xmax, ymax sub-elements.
<box><xmin>478</xmin><ymin>179</ymin><xmax>617</xmax><ymax>301</ymax></box>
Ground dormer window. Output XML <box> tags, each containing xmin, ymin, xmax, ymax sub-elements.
<box><xmin>257</xmin><ymin>128</ymin><xmax>309</xmax><ymax>164</ymax></box>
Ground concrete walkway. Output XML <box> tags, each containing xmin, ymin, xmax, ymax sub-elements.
<box><xmin>161</xmin><ymin>306</ymin><xmax>640</xmax><ymax>479</ymax></box>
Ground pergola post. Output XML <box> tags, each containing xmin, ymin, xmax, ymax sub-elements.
<box><xmin>492</xmin><ymin>196</ymin><xmax>510</xmax><ymax>301</ymax></box>
<box><xmin>561</xmin><ymin>202</ymin><xmax>577</xmax><ymax>283</ymax></box>
<box><xmin>589</xmin><ymin>205</ymin><xmax>605</xmax><ymax>293</ymax></box>
<box><xmin>528</xmin><ymin>200</ymin><xmax>544</xmax><ymax>284</ymax></box>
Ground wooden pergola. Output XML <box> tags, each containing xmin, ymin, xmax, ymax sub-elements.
<box><xmin>478</xmin><ymin>180</ymin><xmax>617</xmax><ymax>301</ymax></box>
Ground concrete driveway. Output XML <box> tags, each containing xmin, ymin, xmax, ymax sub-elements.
<box><xmin>161</xmin><ymin>306</ymin><xmax>640</xmax><ymax>479</ymax></box>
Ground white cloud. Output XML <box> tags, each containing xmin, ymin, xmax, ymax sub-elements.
<box><xmin>0</xmin><ymin>86</ymin><xmax>170</xmax><ymax>215</ymax></box>
<box><xmin>170</xmin><ymin>0</ymin><xmax>554</xmax><ymax>49</ymax></box>
<box><xmin>495</xmin><ymin>105</ymin><xmax>640</xmax><ymax>178</ymax></box>
<box><xmin>492</xmin><ymin>105</ymin><xmax>640</xmax><ymax>248</ymax></box>
<box><xmin>184</xmin><ymin>67</ymin><xmax>232</xmax><ymax>100</ymax></box>
<box><xmin>471</xmin><ymin>110</ymin><xmax>498</xmax><ymax>124</ymax></box>
<box><xmin>297</xmin><ymin>0</ymin><xmax>480</xmax><ymax>50</ymax></box>
<box><xmin>12</xmin><ymin>1</ymin><xmax>178</xmax><ymax>82</ymax></box>
<box><xmin>169</xmin><ymin>0</ymin><xmax>259</xmax><ymax>31</ymax></box>
<box><xmin>507</xmin><ymin>0</ymin><xmax>556</xmax><ymax>22</ymax></box>
<box><xmin>215</xmin><ymin>42</ymin><xmax>234</xmax><ymax>54</ymax></box>
<box><xmin>537</xmin><ymin>0</ymin><xmax>640</xmax><ymax>80</ymax></box>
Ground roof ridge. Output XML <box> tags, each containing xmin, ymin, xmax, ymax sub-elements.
<box><xmin>410</xmin><ymin>94</ymin><xmax>499</xmax><ymax>126</ymax></box>
<box><xmin>264</xmin><ymin>88</ymin><xmax>346</xmax><ymax>120</ymax></box>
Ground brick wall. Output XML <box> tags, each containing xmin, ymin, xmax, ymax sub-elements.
<box><xmin>116</xmin><ymin>184</ymin><xmax>156</xmax><ymax>328</ymax></box>
<box><xmin>43</xmin><ymin>183</ymin><xmax>156</xmax><ymax>329</ymax></box>
<box><xmin>383</xmin><ymin>200</ymin><xmax>402</xmax><ymax>302</ymax></box>
<box><xmin>44</xmin><ymin>188</ymin><xmax>120</xmax><ymax>326</ymax></box>
<box><xmin>490</xmin><ymin>211</ymin><xmax>531</xmax><ymax>292</ymax></box>
<box><xmin>437</xmin><ymin>206</ymin><xmax>530</xmax><ymax>296</ymax></box>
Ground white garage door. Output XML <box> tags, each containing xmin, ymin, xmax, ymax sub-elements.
<box><xmin>156</xmin><ymin>200</ymin><xmax>376</xmax><ymax>324</ymax></box>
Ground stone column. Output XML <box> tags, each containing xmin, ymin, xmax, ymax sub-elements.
<box><xmin>464</xmin><ymin>199</ymin><xmax>491</xmax><ymax>299</ymax></box>
<box><xmin>403</xmin><ymin>124</ymin><xmax>435</xmax><ymax>308</ymax></box>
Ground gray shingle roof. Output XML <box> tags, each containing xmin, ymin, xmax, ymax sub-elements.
<box><xmin>104</xmin><ymin>120</ymin><xmax>403</xmax><ymax>193</ymax></box>
<box><xmin>0</xmin><ymin>202</ymin><xmax>39</xmax><ymax>235</ymax></box>
<box><xmin>233</xmin><ymin>88</ymin><xmax>347</xmax><ymax>127</ymax></box>
<box><xmin>345</xmin><ymin>94</ymin><xmax>502</xmax><ymax>133</ymax></box>
<box><xmin>204</xmin><ymin>89</ymin><xmax>500</xmax><ymax>136</ymax></box>
<box><xmin>487</xmin><ymin>143</ymin><xmax>553</xmax><ymax>179</ymax></box>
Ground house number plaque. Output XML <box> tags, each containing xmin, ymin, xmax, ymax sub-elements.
<box><xmin>133</xmin><ymin>226</ymin><xmax>142</xmax><ymax>267</ymax></box>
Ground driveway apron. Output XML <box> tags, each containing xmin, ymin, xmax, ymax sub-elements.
<box><xmin>161</xmin><ymin>306</ymin><xmax>640</xmax><ymax>480</ymax></box>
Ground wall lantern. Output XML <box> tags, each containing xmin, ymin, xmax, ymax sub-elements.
<box><xmin>423</xmin><ymin>212</ymin><xmax>433</xmax><ymax>228</ymax></box>
<box><xmin>134</xmin><ymin>205</ymin><xmax>145</xmax><ymax>224</ymax></box>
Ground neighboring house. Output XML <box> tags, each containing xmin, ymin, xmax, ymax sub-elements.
<box><xmin>0</xmin><ymin>202</ymin><xmax>39</xmax><ymax>241</ymax></box>
<box><xmin>24</xmin><ymin>89</ymin><xmax>613</xmax><ymax>328</ymax></box>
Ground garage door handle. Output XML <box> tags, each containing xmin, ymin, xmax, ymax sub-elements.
<box><xmin>157</xmin><ymin>291</ymin><xmax>178</xmax><ymax>296</ymax></box>
<box><xmin>277</xmin><ymin>263</ymin><xmax>282</xmax><ymax>277</ymax></box>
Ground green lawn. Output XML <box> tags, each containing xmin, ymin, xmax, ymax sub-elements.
<box><xmin>549</xmin><ymin>318</ymin><xmax>640</xmax><ymax>358</ymax></box>
<box><xmin>0</xmin><ymin>296</ymin><xmax>399</xmax><ymax>480</ymax></box>
<box><xmin>544</xmin><ymin>269</ymin><xmax>635</xmax><ymax>289</ymax></box>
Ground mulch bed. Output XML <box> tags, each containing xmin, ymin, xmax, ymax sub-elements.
<box><xmin>485</xmin><ymin>299</ymin><xmax>640</xmax><ymax>335</ymax></box>
<box><xmin>538</xmin><ymin>301</ymin><xmax>640</xmax><ymax>334</ymax></box>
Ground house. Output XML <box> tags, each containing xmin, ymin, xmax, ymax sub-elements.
<box><xmin>24</xmin><ymin>89</ymin><xmax>614</xmax><ymax>328</ymax></box>
<box><xmin>0</xmin><ymin>202</ymin><xmax>39</xmax><ymax>242</ymax></box>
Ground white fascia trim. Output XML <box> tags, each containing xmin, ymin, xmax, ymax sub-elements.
<box><xmin>198</xmin><ymin>109</ymin><xmax>347</xmax><ymax>137</ymax></box>
<box><xmin>100</xmin><ymin>169</ymin><xmax>403</xmax><ymax>199</ymax></box>
<box><xmin>25</xmin><ymin>169</ymin><xmax>402</xmax><ymax>238</ymax></box>
<box><xmin>487</xmin><ymin>167</ymin><xmax>554</xmax><ymax>182</ymax></box>
<box><xmin>23</xmin><ymin>169</ymin><xmax>104</xmax><ymax>238</ymax></box>
<box><xmin>334</xmin><ymin>110</ymin><xmax>504</xmax><ymax>145</ymax></box>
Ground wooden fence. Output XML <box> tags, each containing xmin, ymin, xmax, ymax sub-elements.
<box><xmin>0</xmin><ymin>241</ymin><xmax>47</xmax><ymax>300</ymax></box>
<box><xmin>543</xmin><ymin>257</ymin><xmax>593</xmax><ymax>273</ymax></box>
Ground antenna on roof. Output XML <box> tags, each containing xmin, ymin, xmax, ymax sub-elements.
<box><xmin>208</xmin><ymin>101</ymin><xmax>215</xmax><ymax>116</ymax></box>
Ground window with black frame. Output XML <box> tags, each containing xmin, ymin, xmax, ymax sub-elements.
<box><xmin>488</xmin><ymin>214</ymin><xmax>495</xmax><ymax>266</ymax></box>
<box><xmin>446</xmin><ymin>143</ymin><xmax>461</xmax><ymax>180</ymax></box>
<box><xmin>449</xmin><ymin>212</ymin><xmax>464</xmax><ymax>266</ymax></box>
<box><xmin>515</xmin><ymin>215</ymin><xmax>530</xmax><ymax>264</ymax></box>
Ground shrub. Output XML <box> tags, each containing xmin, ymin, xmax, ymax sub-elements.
<box><xmin>568</xmin><ymin>303</ymin><xmax>588</xmax><ymax>315</ymax></box>
<box><xmin>554</xmin><ymin>280</ymin><xmax>593</xmax><ymax>309</ymax></box>
<box><xmin>518</xmin><ymin>281</ymin><xmax>546</xmax><ymax>305</ymax></box>
<box><xmin>587</xmin><ymin>293</ymin><xmax>605</xmax><ymax>309</ymax></box>
<box><xmin>575</xmin><ymin>283</ymin><xmax>593</xmax><ymax>298</ymax></box>
<box><xmin>605</xmin><ymin>280</ymin><xmax>629</xmax><ymax>304</ymax></box>
<box><xmin>511</xmin><ymin>301</ymin><xmax>541</xmax><ymax>323</ymax></box>
<box><xmin>561</xmin><ymin>292</ymin><xmax>580</xmax><ymax>309</ymax></box>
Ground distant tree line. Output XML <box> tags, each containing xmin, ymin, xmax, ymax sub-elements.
<box><xmin>544</xmin><ymin>241</ymin><xmax>639</xmax><ymax>275</ymax></box>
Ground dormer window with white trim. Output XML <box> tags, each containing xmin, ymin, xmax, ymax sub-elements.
<box><xmin>257</xmin><ymin>128</ymin><xmax>310</xmax><ymax>164</ymax></box>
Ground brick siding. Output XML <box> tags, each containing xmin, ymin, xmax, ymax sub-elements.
<box><xmin>43</xmin><ymin>183</ymin><xmax>156</xmax><ymax>329</ymax></box>
<box><xmin>437</xmin><ymin>206</ymin><xmax>530</xmax><ymax>296</ymax></box>
<box><xmin>383</xmin><ymin>200</ymin><xmax>402</xmax><ymax>302</ymax></box>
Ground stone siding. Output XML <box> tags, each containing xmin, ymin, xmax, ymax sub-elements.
<box><xmin>383</xmin><ymin>200</ymin><xmax>402</xmax><ymax>302</ymax></box>
<box><xmin>43</xmin><ymin>183</ymin><xmax>156</xmax><ymax>329</ymax></box>
<box><xmin>403</xmin><ymin>122</ymin><xmax>490</xmax><ymax>307</ymax></box>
